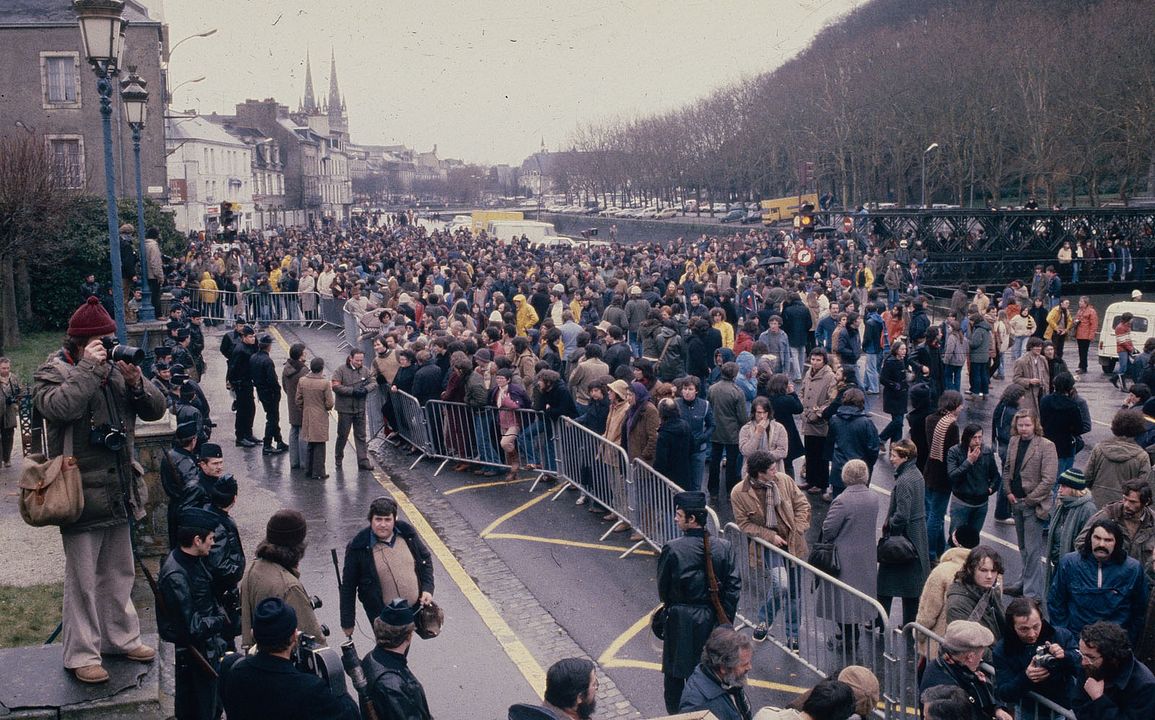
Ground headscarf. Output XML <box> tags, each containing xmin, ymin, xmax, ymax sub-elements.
<box><xmin>626</xmin><ymin>381</ymin><xmax>650</xmax><ymax>433</ymax></box>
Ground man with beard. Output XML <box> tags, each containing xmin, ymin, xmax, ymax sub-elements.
<box><xmin>1075</xmin><ymin>621</ymin><xmax>1155</xmax><ymax>720</ymax></box>
<box><xmin>507</xmin><ymin>658</ymin><xmax>599</xmax><ymax>720</ymax></box>
<box><xmin>678</xmin><ymin>626</ymin><xmax>754</xmax><ymax>720</ymax></box>
<box><xmin>1075</xmin><ymin>478</ymin><xmax>1155</xmax><ymax>587</ymax></box>
<box><xmin>1049</xmin><ymin>519</ymin><xmax>1148</xmax><ymax>644</ymax></box>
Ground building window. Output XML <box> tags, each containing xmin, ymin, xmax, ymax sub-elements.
<box><xmin>40</xmin><ymin>52</ymin><xmax>81</xmax><ymax>108</ymax></box>
<box><xmin>45</xmin><ymin>135</ymin><xmax>85</xmax><ymax>189</ymax></box>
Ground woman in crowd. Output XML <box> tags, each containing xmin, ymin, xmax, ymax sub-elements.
<box><xmin>946</xmin><ymin>423</ymin><xmax>1001</xmax><ymax>537</ymax></box>
<box><xmin>800</xmin><ymin>348</ymin><xmax>837</xmax><ymax>496</ymax></box>
<box><xmin>819</xmin><ymin>459</ymin><xmax>880</xmax><ymax>651</ymax></box>
<box><xmin>876</xmin><ymin>440</ymin><xmax>930</xmax><ymax>626</ymax></box>
<box><xmin>766</xmin><ymin>373</ymin><xmax>805</xmax><ymax>479</ymax></box>
<box><xmin>826</xmin><ymin>388</ymin><xmax>879</xmax><ymax>498</ymax></box>
<box><xmin>945</xmin><ymin>545</ymin><xmax>1006</xmax><ymax>645</ymax></box>
<box><xmin>878</xmin><ymin>339</ymin><xmax>911</xmax><ymax>449</ymax></box>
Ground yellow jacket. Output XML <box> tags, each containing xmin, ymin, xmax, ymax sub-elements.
<box><xmin>1044</xmin><ymin>305</ymin><xmax>1070</xmax><ymax>340</ymax></box>
<box><xmin>714</xmin><ymin>320</ymin><xmax>735</xmax><ymax>350</ymax></box>
<box><xmin>514</xmin><ymin>295</ymin><xmax>538</xmax><ymax>337</ymax></box>
<box><xmin>198</xmin><ymin>272</ymin><xmax>219</xmax><ymax>304</ymax></box>
<box><xmin>268</xmin><ymin>267</ymin><xmax>282</xmax><ymax>293</ymax></box>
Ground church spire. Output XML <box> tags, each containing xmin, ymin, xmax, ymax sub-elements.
<box><xmin>302</xmin><ymin>49</ymin><xmax>318</xmax><ymax>114</ymax></box>
<box><xmin>327</xmin><ymin>48</ymin><xmax>348</xmax><ymax>134</ymax></box>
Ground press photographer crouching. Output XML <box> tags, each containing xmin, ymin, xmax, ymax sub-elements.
<box><xmin>219</xmin><ymin>597</ymin><xmax>359</xmax><ymax>720</ymax></box>
<box><xmin>991</xmin><ymin>597</ymin><xmax>1080</xmax><ymax>718</ymax></box>
<box><xmin>32</xmin><ymin>297</ymin><xmax>166</xmax><ymax>684</ymax></box>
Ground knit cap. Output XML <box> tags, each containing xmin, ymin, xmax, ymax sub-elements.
<box><xmin>67</xmin><ymin>297</ymin><xmax>117</xmax><ymax>338</ymax></box>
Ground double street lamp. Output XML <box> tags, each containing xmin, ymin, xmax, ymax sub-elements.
<box><xmin>73</xmin><ymin>0</ymin><xmax>128</xmax><ymax>341</ymax></box>
<box><xmin>120</xmin><ymin>70</ymin><xmax>154</xmax><ymax>322</ymax></box>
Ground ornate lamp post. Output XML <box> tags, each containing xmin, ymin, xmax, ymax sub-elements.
<box><xmin>120</xmin><ymin>69</ymin><xmax>154</xmax><ymax>322</ymax></box>
<box><xmin>73</xmin><ymin>0</ymin><xmax>128</xmax><ymax>341</ymax></box>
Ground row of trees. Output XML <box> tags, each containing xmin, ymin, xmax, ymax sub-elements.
<box><xmin>551</xmin><ymin>0</ymin><xmax>1155</xmax><ymax>210</ymax></box>
<box><xmin>0</xmin><ymin>135</ymin><xmax>184</xmax><ymax>352</ymax></box>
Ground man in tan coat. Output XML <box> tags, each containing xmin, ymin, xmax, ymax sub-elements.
<box><xmin>1012</xmin><ymin>337</ymin><xmax>1049</xmax><ymax>419</ymax></box>
<box><xmin>730</xmin><ymin>449</ymin><xmax>811</xmax><ymax>649</ymax></box>
<box><xmin>296</xmin><ymin>357</ymin><xmax>335</xmax><ymax>480</ymax></box>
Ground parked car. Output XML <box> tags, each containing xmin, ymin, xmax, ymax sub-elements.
<box><xmin>655</xmin><ymin>208</ymin><xmax>678</xmax><ymax>219</ymax></box>
<box><xmin>1098</xmin><ymin>301</ymin><xmax>1155</xmax><ymax>373</ymax></box>
<box><xmin>719</xmin><ymin>208</ymin><xmax>746</xmax><ymax>223</ymax></box>
<box><xmin>741</xmin><ymin>209</ymin><xmax>763</xmax><ymax>224</ymax></box>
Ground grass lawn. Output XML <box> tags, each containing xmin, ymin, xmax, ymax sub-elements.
<box><xmin>0</xmin><ymin>583</ymin><xmax>63</xmax><ymax>647</ymax></box>
<box><xmin>3</xmin><ymin>330</ymin><xmax>62</xmax><ymax>386</ymax></box>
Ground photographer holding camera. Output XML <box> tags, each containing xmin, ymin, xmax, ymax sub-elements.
<box><xmin>33</xmin><ymin>297</ymin><xmax>166</xmax><ymax>684</ymax></box>
<box><xmin>992</xmin><ymin>597</ymin><xmax>1081</xmax><ymax>716</ymax></box>
<box><xmin>219</xmin><ymin>597</ymin><xmax>358</xmax><ymax>720</ymax></box>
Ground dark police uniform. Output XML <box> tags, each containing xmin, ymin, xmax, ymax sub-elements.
<box><xmin>160</xmin><ymin>442</ymin><xmax>204</xmax><ymax>550</ymax></box>
<box><xmin>657</xmin><ymin>522</ymin><xmax>741</xmax><ymax>714</ymax></box>
<box><xmin>219</xmin><ymin>652</ymin><xmax>359</xmax><ymax>720</ymax></box>
<box><xmin>362</xmin><ymin>645</ymin><xmax>433</xmax><ymax>720</ymax></box>
<box><xmin>227</xmin><ymin>335</ymin><xmax>258</xmax><ymax>444</ymax></box>
<box><xmin>204</xmin><ymin>497</ymin><xmax>244</xmax><ymax>650</ymax></box>
<box><xmin>157</xmin><ymin>510</ymin><xmax>229</xmax><ymax>720</ymax></box>
<box><xmin>250</xmin><ymin>340</ymin><xmax>284</xmax><ymax>450</ymax></box>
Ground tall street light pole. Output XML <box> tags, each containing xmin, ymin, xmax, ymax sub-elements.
<box><xmin>120</xmin><ymin>70</ymin><xmax>153</xmax><ymax>322</ymax></box>
<box><xmin>921</xmin><ymin>142</ymin><xmax>939</xmax><ymax>209</ymax></box>
<box><xmin>74</xmin><ymin>0</ymin><xmax>128</xmax><ymax>342</ymax></box>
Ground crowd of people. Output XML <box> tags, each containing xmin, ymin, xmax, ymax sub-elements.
<box><xmin>39</xmin><ymin>216</ymin><xmax>1155</xmax><ymax>720</ymax></box>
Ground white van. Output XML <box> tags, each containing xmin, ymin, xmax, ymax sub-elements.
<box><xmin>1097</xmin><ymin>301</ymin><xmax>1155</xmax><ymax>372</ymax></box>
<box><xmin>488</xmin><ymin>220</ymin><xmax>556</xmax><ymax>245</ymax></box>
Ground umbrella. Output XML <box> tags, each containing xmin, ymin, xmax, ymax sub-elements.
<box><xmin>757</xmin><ymin>256</ymin><xmax>788</xmax><ymax>267</ymax></box>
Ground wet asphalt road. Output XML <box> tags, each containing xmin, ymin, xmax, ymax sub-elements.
<box><xmin>192</xmin><ymin>286</ymin><xmax>1139</xmax><ymax>719</ymax></box>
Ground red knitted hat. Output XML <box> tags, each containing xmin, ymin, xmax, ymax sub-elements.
<box><xmin>67</xmin><ymin>296</ymin><xmax>117</xmax><ymax>338</ymax></box>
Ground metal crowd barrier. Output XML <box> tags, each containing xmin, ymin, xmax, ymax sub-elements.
<box><xmin>627</xmin><ymin>459</ymin><xmax>687</xmax><ymax>555</ymax></box>
<box><xmin>554</xmin><ymin>416</ymin><xmax>636</xmax><ymax>545</ymax></box>
<box><xmin>388</xmin><ymin>390</ymin><xmax>435</xmax><ymax>469</ymax></box>
<box><xmin>891</xmin><ymin>623</ymin><xmax>1075</xmax><ymax>720</ymax></box>
<box><xmin>721</xmin><ymin>521</ymin><xmax>893</xmax><ymax>683</ymax></box>
<box><xmin>422</xmin><ymin>402</ymin><xmax>509</xmax><ymax>475</ymax></box>
<box><xmin>341</xmin><ymin>310</ymin><xmax>360</xmax><ymax>351</ymax></box>
<box><xmin>188</xmin><ymin>289</ymin><xmax>322</xmax><ymax>326</ymax></box>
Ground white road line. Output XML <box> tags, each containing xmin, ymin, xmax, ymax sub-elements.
<box><xmin>867</xmin><ymin>484</ymin><xmax>1019</xmax><ymax>552</ymax></box>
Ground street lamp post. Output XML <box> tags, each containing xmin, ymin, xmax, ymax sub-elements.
<box><xmin>921</xmin><ymin>142</ymin><xmax>939</xmax><ymax>209</ymax></box>
<box><xmin>74</xmin><ymin>0</ymin><xmax>127</xmax><ymax>342</ymax></box>
<box><xmin>120</xmin><ymin>69</ymin><xmax>153</xmax><ymax>322</ymax></box>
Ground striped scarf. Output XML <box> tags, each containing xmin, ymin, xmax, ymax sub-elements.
<box><xmin>929</xmin><ymin>413</ymin><xmax>956</xmax><ymax>463</ymax></box>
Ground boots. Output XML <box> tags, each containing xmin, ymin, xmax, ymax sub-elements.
<box><xmin>505</xmin><ymin>451</ymin><xmax>520</xmax><ymax>482</ymax></box>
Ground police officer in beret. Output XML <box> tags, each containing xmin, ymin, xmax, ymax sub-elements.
<box><xmin>362</xmin><ymin>598</ymin><xmax>433</xmax><ymax>720</ymax></box>
<box><xmin>251</xmin><ymin>333</ymin><xmax>288</xmax><ymax>455</ymax></box>
<box><xmin>657</xmin><ymin>491</ymin><xmax>741</xmax><ymax>714</ymax></box>
<box><xmin>227</xmin><ymin>325</ymin><xmax>260</xmax><ymax>448</ymax></box>
<box><xmin>161</xmin><ymin>420</ymin><xmax>203</xmax><ymax>550</ymax></box>
<box><xmin>158</xmin><ymin>507</ymin><xmax>230</xmax><ymax>720</ymax></box>
<box><xmin>204</xmin><ymin>474</ymin><xmax>244</xmax><ymax>650</ymax></box>
<box><xmin>219</xmin><ymin>598</ymin><xmax>359</xmax><ymax>720</ymax></box>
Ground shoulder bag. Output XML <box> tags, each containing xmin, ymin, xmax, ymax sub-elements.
<box><xmin>18</xmin><ymin>423</ymin><xmax>84</xmax><ymax>527</ymax></box>
<box><xmin>807</xmin><ymin>529</ymin><xmax>841</xmax><ymax>578</ymax></box>
<box><xmin>877</xmin><ymin>525</ymin><xmax>917</xmax><ymax>565</ymax></box>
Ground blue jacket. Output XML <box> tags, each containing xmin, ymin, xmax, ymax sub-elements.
<box><xmin>678</xmin><ymin>664</ymin><xmax>746</xmax><ymax>720</ymax></box>
<box><xmin>816</xmin><ymin>315</ymin><xmax>838</xmax><ymax>350</ymax></box>
<box><xmin>864</xmin><ymin>312</ymin><xmax>886</xmax><ymax>353</ymax></box>
<box><xmin>825</xmin><ymin>404</ymin><xmax>879</xmax><ymax>480</ymax></box>
<box><xmin>676</xmin><ymin>396</ymin><xmax>715</xmax><ymax>452</ymax></box>
<box><xmin>992</xmin><ymin>619</ymin><xmax>1080</xmax><ymax>708</ymax></box>
<box><xmin>1048</xmin><ymin>550</ymin><xmax>1149</xmax><ymax>643</ymax></box>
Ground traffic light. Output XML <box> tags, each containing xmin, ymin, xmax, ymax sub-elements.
<box><xmin>794</xmin><ymin>202</ymin><xmax>816</xmax><ymax>235</ymax></box>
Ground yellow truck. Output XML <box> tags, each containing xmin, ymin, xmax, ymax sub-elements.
<box><xmin>761</xmin><ymin>193</ymin><xmax>818</xmax><ymax>225</ymax></box>
<box><xmin>471</xmin><ymin>210</ymin><xmax>524</xmax><ymax>234</ymax></box>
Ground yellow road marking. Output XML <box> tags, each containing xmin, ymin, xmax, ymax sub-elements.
<box><xmin>599</xmin><ymin>609</ymin><xmax>813</xmax><ymax>694</ymax></box>
<box><xmin>479</xmin><ymin>490</ymin><xmax>552</xmax><ymax>537</ymax></box>
<box><xmin>444</xmin><ymin>477</ymin><xmax>534</xmax><ymax>494</ymax></box>
<box><xmin>868</xmin><ymin>485</ymin><xmax>1018</xmax><ymax>552</ymax></box>
<box><xmin>374</xmin><ymin>470</ymin><xmax>546</xmax><ymax>696</ymax></box>
<box><xmin>485</xmin><ymin>532</ymin><xmax>656</xmax><ymax>555</ymax></box>
<box><xmin>267</xmin><ymin>325</ymin><xmax>290</xmax><ymax>353</ymax></box>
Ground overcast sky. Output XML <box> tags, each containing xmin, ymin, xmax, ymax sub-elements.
<box><xmin>156</xmin><ymin>0</ymin><xmax>867</xmax><ymax>166</ymax></box>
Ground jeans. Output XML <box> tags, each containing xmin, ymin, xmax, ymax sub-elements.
<box><xmin>519</xmin><ymin>420</ymin><xmax>556</xmax><ymax>471</ymax></box>
<box><xmin>288</xmin><ymin>424</ymin><xmax>308</xmax><ymax>469</ymax></box>
<box><xmin>758</xmin><ymin>553</ymin><xmax>801</xmax><ymax>641</ymax></box>
<box><xmin>1072</xmin><ymin>261</ymin><xmax>1081</xmax><ymax>283</ymax></box>
<box><xmin>1012</xmin><ymin>336</ymin><xmax>1027</xmax><ymax>360</ymax></box>
<box><xmin>1117</xmin><ymin>351</ymin><xmax>1131</xmax><ymax>379</ymax></box>
<box><xmin>1108</xmin><ymin>261</ymin><xmax>1117</xmax><ymax>282</ymax></box>
<box><xmin>1057</xmin><ymin>454</ymin><xmax>1074</xmax><ymax>479</ymax></box>
<box><xmin>687</xmin><ymin>448</ymin><xmax>707</xmax><ymax>492</ymax></box>
<box><xmin>864</xmin><ymin>352</ymin><xmax>881</xmax><ymax>393</ymax></box>
<box><xmin>925</xmin><ymin>488</ymin><xmax>951</xmax><ymax>562</ymax></box>
<box><xmin>474</xmin><ymin>413</ymin><xmax>501</xmax><ymax>465</ymax></box>
<box><xmin>628</xmin><ymin>330</ymin><xmax>641</xmax><ymax>357</ymax></box>
<box><xmin>880</xmin><ymin>412</ymin><xmax>905</xmax><ymax>443</ymax></box>
<box><xmin>790</xmin><ymin>347</ymin><xmax>806</xmax><ymax>381</ymax></box>
<box><xmin>888</xmin><ymin>288</ymin><xmax>900</xmax><ymax>308</ymax></box>
<box><xmin>969</xmin><ymin>362</ymin><xmax>990</xmax><ymax>395</ymax></box>
<box><xmin>943</xmin><ymin>364</ymin><xmax>963</xmax><ymax>392</ymax></box>
<box><xmin>1013</xmin><ymin>503</ymin><xmax>1048</xmax><ymax>600</ymax></box>
<box><xmin>998</xmin><ymin>350</ymin><xmax>1010</xmax><ymax>378</ymax></box>
<box><xmin>709</xmin><ymin>442</ymin><xmax>741</xmax><ymax>496</ymax></box>
<box><xmin>949</xmin><ymin>498</ymin><xmax>989</xmax><ymax>538</ymax></box>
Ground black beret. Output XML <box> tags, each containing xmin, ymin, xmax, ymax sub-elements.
<box><xmin>198</xmin><ymin>443</ymin><xmax>223</xmax><ymax>460</ymax></box>
<box><xmin>674</xmin><ymin>491</ymin><xmax>708</xmax><ymax>511</ymax></box>
<box><xmin>209</xmin><ymin>474</ymin><xmax>238</xmax><ymax>506</ymax></box>
<box><xmin>252</xmin><ymin>597</ymin><xmax>297</xmax><ymax>646</ymax></box>
<box><xmin>377</xmin><ymin>597</ymin><xmax>415</xmax><ymax>626</ymax></box>
<box><xmin>178</xmin><ymin>507</ymin><xmax>219</xmax><ymax>533</ymax></box>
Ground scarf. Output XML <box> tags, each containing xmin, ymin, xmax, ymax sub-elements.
<box><xmin>929</xmin><ymin>413</ymin><xmax>956</xmax><ymax>463</ymax></box>
<box><xmin>749</xmin><ymin>474</ymin><xmax>781</xmax><ymax>531</ymax></box>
